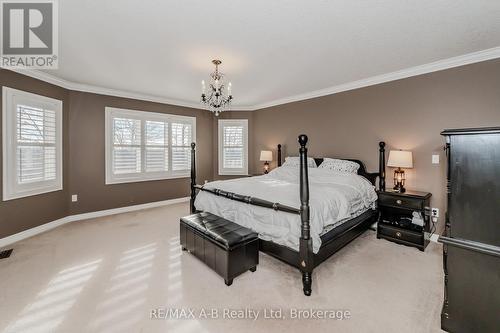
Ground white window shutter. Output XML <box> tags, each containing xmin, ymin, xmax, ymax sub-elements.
<box><xmin>171</xmin><ymin>122</ymin><xmax>192</xmax><ymax>172</ymax></box>
<box><xmin>145</xmin><ymin>120</ymin><xmax>168</xmax><ymax>172</ymax></box>
<box><xmin>112</xmin><ymin>117</ymin><xmax>142</xmax><ymax>174</ymax></box>
<box><xmin>218</xmin><ymin>119</ymin><xmax>248</xmax><ymax>175</ymax></box>
<box><xmin>223</xmin><ymin>126</ymin><xmax>244</xmax><ymax>169</ymax></box>
<box><xmin>16</xmin><ymin>106</ymin><xmax>58</xmax><ymax>183</ymax></box>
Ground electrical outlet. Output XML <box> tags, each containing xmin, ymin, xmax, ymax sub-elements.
<box><xmin>71</xmin><ymin>194</ymin><xmax>78</xmax><ymax>202</ymax></box>
<box><xmin>431</xmin><ymin>208</ymin><xmax>439</xmax><ymax>218</ymax></box>
<box><xmin>432</xmin><ymin>154</ymin><xmax>440</xmax><ymax>164</ymax></box>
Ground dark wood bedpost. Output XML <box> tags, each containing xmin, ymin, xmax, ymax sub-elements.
<box><xmin>379</xmin><ymin>142</ymin><xmax>386</xmax><ymax>191</ymax></box>
<box><xmin>190</xmin><ymin>142</ymin><xmax>197</xmax><ymax>214</ymax></box>
<box><xmin>277</xmin><ymin>144</ymin><xmax>282</xmax><ymax>167</ymax></box>
<box><xmin>298</xmin><ymin>134</ymin><xmax>313</xmax><ymax>296</ymax></box>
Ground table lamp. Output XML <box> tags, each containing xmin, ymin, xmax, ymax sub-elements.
<box><xmin>259</xmin><ymin>150</ymin><xmax>273</xmax><ymax>174</ymax></box>
<box><xmin>387</xmin><ymin>150</ymin><xmax>413</xmax><ymax>193</ymax></box>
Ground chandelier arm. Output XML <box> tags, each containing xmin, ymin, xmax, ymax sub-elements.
<box><xmin>203</xmin><ymin>90</ymin><xmax>215</xmax><ymax>106</ymax></box>
<box><xmin>209</xmin><ymin>89</ymin><xmax>216</xmax><ymax>100</ymax></box>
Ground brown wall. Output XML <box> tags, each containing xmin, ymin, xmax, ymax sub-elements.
<box><xmin>68</xmin><ymin>91</ymin><xmax>214</xmax><ymax>215</ymax></box>
<box><xmin>251</xmin><ymin>59</ymin><xmax>500</xmax><ymax>232</ymax></box>
<box><xmin>0</xmin><ymin>69</ymin><xmax>70</xmax><ymax>238</ymax></box>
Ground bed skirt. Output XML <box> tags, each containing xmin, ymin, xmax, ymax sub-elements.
<box><xmin>259</xmin><ymin>209</ymin><xmax>378</xmax><ymax>268</ymax></box>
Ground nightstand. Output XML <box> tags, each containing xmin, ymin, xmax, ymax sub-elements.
<box><xmin>377</xmin><ymin>190</ymin><xmax>432</xmax><ymax>251</ymax></box>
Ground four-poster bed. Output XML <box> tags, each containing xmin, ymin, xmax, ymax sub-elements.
<box><xmin>189</xmin><ymin>135</ymin><xmax>386</xmax><ymax>296</ymax></box>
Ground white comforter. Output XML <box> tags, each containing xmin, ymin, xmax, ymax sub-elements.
<box><xmin>194</xmin><ymin>167</ymin><xmax>377</xmax><ymax>253</ymax></box>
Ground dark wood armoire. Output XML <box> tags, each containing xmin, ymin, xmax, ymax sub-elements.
<box><xmin>439</xmin><ymin>127</ymin><xmax>500</xmax><ymax>333</ymax></box>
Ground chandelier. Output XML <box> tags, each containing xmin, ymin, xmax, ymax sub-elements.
<box><xmin>201</xmin><ymin>59</ymin><xmax>233</xmax><ymax>116</ymax></box>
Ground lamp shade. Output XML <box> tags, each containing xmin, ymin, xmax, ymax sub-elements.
<box><xmin>259</xmin><ymin>150</ymin><xmax>273</xmax><ymax>162</ymax></box>
<box><xmin>387</xmin><ymin>150</ymin><xmax>413</xmax><ymax>168</ymax></box>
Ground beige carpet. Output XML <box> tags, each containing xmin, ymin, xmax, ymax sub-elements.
<box><xmin>0</xmin><ymin>202</ymin><xmax>444</xmax><ymax>333</ymax></box>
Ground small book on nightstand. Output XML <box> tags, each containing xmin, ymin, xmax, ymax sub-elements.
<box><xmin>377</xmin><ymin>190</ymin><xmax>432</xmax><ymax>251</ymax></box>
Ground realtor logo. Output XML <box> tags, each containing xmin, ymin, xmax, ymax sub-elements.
<box><xmin>1</xmin><ymin>0</ymin><xmax>58</xmax><ymax>68</ymax></box>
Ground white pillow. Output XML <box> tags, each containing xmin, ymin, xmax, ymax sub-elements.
<box><xmin>282</xmin><ymin>156</ymin><xmax>317</xmax><ymax>168</ymax></box>
<box><xmin>318</xmin><ymin>158</ymin><xmax>360</xmax><ymax>173</ymax></box>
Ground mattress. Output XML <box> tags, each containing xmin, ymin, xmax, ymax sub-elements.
<box><xmin>194</xmin><ymin>166</ymin><xmax>377</xmax><ymax>253</ymax></box>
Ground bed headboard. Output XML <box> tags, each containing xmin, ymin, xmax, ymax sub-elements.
<box><xmin>276</xmin><ymin>143</ymin><xmax>386</xmax><ymax>189</ymax></box>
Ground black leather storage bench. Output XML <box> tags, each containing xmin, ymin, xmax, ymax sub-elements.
<box><xmin>180</xmin><ymin>212</ymin><xmax>259</xmax><ymax>286</ymax></box>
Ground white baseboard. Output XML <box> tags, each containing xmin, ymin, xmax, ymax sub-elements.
<box><xmin>0</xmin><ymin>197</ymin><xmax>189</xmax><ymax>248</ymax></box>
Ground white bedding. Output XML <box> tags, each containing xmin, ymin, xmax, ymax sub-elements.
<box><xmin>194</xmin><ymin>167</ymin><xmax>377</xmax><ymax>253</ymax></box>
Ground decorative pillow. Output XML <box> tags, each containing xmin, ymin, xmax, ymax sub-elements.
<box><xmin>318</xmin><ymin>158</ymin><xmax>360</xmax><ymax>173</ymax></box>
<box><xmin>282</xmin><ymin>156</ymin><xmax>317</xmax><ymax>168</ymax></box>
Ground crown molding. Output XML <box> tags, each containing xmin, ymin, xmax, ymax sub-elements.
<box><xmin>251</xmin><ymin>46</ymin><xmax>500</xmax><ymax>110</ymax></box>
<box><xmin>6</xmin><ymin>46</ymin><xmax>500</xmax><ymax>112</ymax></box>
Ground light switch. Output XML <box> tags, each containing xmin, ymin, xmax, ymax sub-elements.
<box><xmin>432</xmin><ymin>154</ymin><xmax>439</xmax><ymax>164</ymax></box>
<box><xmin>71</xmin><ymin>194</ymin><xmax>78</xmax><ymax>202</ymax></box>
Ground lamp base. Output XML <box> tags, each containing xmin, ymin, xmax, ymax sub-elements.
<box><xmin>393</xmin><ymin>168</ymin><xmax>406</xmax><ymax>193</ymax></box>
<box><xmin>393</xmin><ymin>183</ymin><xmax>406</xmax><ymax>193</ymax></box>
<box><xmin>263</xmin><ymin>161</ymin><xmax>269</xmax><ymax>174</ymax></box>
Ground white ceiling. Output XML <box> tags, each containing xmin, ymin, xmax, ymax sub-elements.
<box><xmin>40</xmin><ymin>0</ymin><xmax>500</xmax><ymax>109</ymax></box>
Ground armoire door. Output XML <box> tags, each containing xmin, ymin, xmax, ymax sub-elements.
<box><xmin>449</xmin><ymin>133</ymin><xmax>500</xmax><ymax>246</ymax></box>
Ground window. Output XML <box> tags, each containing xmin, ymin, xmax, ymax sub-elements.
<box><xmin>218</xmin><ymin>119</ymin><xmax>248</xmax><ymax>175</ymax></box>
<box><xmin>105</xmin><ymin>107</ymin><xmax>195</xmax><ymax>184</ymax></box>
<box><xmin>2</xmin><ymin>87</ymin><xmax>63</xmax><ymax>201</ymax></box>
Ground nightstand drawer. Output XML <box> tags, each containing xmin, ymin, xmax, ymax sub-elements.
<box><xmin>378</xmin><ymin>192</ymin><xmax>423</xmax><ymax>210</ymax></box>
<box><xmin>378</xmin><ymin>224</ymin><xmax>423</xmax><ymax>244</ymax></box>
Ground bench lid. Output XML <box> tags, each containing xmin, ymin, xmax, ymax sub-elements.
<box><xmin>181</xmin><ymin>212</ymin><xmax>258</xmax><ymax>250</ymax></box>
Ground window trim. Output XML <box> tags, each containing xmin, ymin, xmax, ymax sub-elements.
<box><xmin>2</xmin><ymin>87</ymin><xmax>63</xmax><ymax>201</ymax></box>
<box><xmin>218</xmin><ymin>119</ymin><xmax>248</xmax><ymax>176</ymax></box>
<box><xmin>105</xmin><ymin>107</ymin><xmax>196</xmax><ymax>185</ymax></box>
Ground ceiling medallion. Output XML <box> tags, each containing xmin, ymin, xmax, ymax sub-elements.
<box><xmin>200</xmin><ymin>59</ymin><xmax>233</xmax><ymax>116</ymax></box>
